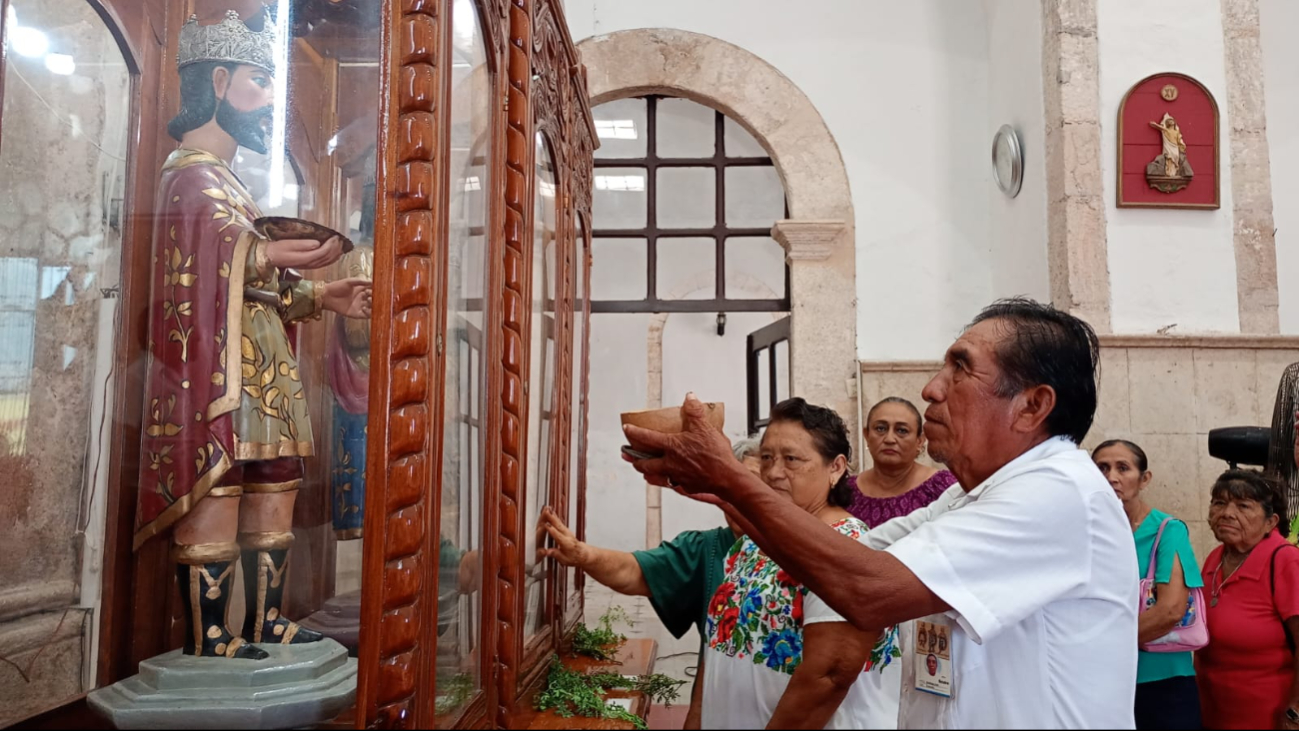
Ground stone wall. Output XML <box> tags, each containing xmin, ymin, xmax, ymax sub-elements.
<box><xmin>860</xmin><ymin>338</ymin><xmax>1299</xmax><ymax>561</ymax></box>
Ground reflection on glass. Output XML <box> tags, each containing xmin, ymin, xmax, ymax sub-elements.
<box><xmin>436</xmin><ymin>0</ymin><xmax>490</xmax><ymax>719</ymax></box>
<box><xmin>0</xmin><ymin>0</ymin><xmax>127</xmax><ymax>720</ymax></box>
<box><xmin>524</xmin><ymin>132</ymin><xmax>559</xmax><ymax>639</ymax></box>
<box><xmin>567</xmin><ymin>215</ymin><xmax>587</xmax><ymax>619</ymax></box>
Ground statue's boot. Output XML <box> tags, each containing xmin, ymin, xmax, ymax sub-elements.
<box><xmin>239</xmin><ymin>531</ymin><xmax>324</xmax><ymax>646</ymax></box>
<box><xmin>175</xmin><ymin>543</ymin><xmax>268</xmax><ymax>660</ymax></box>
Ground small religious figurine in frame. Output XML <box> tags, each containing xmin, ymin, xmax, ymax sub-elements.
<box><xmin>1146</xmin><ymin>113</ymin><xmax>1193</xmax><ymax>193</ymax></box>
<box><xmin>1117</xmin><ymin>72</ymin><xmax>1219</xmax><ymax>209</ymax></box>
<box><xmin>133</xmin><ymin>8</ymin><xmax>372</xmax><ymax>660</ymax></box>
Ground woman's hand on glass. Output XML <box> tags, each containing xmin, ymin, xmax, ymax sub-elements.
<box><xmin>323</xmin><ymin>277</ymin><xmax>373</xmax><ymax>319</ymax></box>
<box><xmin>537</xmin><ymin>507</ymin><xmax>589</xmax><ymax>568</ymax></box>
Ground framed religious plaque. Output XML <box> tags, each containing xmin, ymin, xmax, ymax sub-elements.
<box><xmin>1117</xmin><ymin>72</ymin><xmax>1220</xmax><ymax>209</ymax></box>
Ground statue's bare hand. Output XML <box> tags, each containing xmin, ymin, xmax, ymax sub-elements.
<box><xmin>265</xmin><ymin>235</ymin><xmax>344</xmax><ymax>270</ymax></box>
<box><xmin>623</xmin><ymin>393</ymin><xmax>739</xmax><ymax>499</ymax></box>
<box><xmin>322</xmin><ymin>277</ymin><xmax>373</xmax><ymax>319</ymax></box>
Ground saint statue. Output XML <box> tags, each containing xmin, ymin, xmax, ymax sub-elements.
<box><xmin>133</xmin><ymin>9</ymin><xmax>372</xmax><ymax>660</ymax></box>
<box><xmin>1146</xmin><ymin>112</ymin><xmax>1194</xmax><ymax>193</ymax></box>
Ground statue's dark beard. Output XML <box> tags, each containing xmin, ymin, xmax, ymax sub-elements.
<box><xmin>216</xmin><ymin>100</ymin><xmax>274</xmax><ymax>154</ymax></box>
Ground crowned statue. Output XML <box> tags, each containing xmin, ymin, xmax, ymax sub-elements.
<box><xmin>133</xmin><ymin>9</ymin><xmax>372</xmax><ymax>660</ymax></box>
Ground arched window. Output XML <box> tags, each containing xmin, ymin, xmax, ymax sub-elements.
<box><xmin>590</xmin><ymin>95</ymin><xmax>789</xmax><ymax>311</ymax></box>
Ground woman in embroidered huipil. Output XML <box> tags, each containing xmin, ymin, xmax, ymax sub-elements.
<box><xmin>847</xmin><ymin>397</ymin><xmax>956</xmax><ymax>528</ymax></box>
<box><xmin>702</xmin><ymin>398</ymin><xmax>900</xmax><ymax>729</ymax></box>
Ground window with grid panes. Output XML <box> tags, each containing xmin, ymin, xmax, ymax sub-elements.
<box><xmin>590</xmin><ymin>96</ymin><xmax>790</xmax><ymax>312</ymax></box>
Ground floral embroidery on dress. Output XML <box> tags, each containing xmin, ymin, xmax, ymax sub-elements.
<box><xmin>706</xmin><ymin>517</ymin><xmax>897</xmax><ymax>676</ymax></box>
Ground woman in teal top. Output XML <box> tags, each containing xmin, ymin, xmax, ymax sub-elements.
<box><xmin>1094</xmin><ymin>439</ymin><xmax>1204</xmax><ymax>730</ymax></box>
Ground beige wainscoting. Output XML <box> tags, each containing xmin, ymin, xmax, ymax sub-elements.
<box><xmin>860</xmin><ymin>335</ymin><xmax>1299</xmax><ymax>562</ymax></box>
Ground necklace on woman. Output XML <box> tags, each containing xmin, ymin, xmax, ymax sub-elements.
<box><xmin>1211</xmin><ymin>548</ymin><xmax>1253</xmax><ymax>607</ymax></box>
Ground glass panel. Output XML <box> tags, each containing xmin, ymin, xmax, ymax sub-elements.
<box><xmin>524</xmin><ymin>132</ymin><xmax>559</xmax><ymax>640</ymax></box>
<box><xmin>774</xmin><ymin>338</ymin><xmax>790</xmax><ymax>404</ymax></box>
<box><xmin>656</xmin><ymin>167</ymin><xmax>714</xmax><ymax>229</ymax></box>
<box><xmin>123</xmin><ymin>2</ymin><xmax>383</xmax><ymax>693</ymax></box>
<box><xmin>593</xmin><ymin>166</ymin><xmax>647</xmax><ymax>229</ymax></box>
<box><xmin>724</xmin><ymin>115</ymin><xmax>767</xmax><ymax>157</ymax></box>
<box><xmin>725</xmin><ymin>237</ymin><xmax>786</xmax><ymax>300</ymax></box>
<box><xmin>437</xmin><ymin>0</ymin><xmax>490</xmax><ymax>718</ymax></box>
<box><xmin>591</xmin><ymin>238</ymin><xmax>647</xmax><ymax>300</ymax></box>
<box><xmin>756</xmin><ymin>347</ymin><xmax>771</xmax><ymax>419</ymax></box>
<box><xmin>656</xmin><ymin>98</ymin><xmax>715</xmax><ymax>159</ymax></box>
<box><xmin>656</xmin><ymin>237</ymin><xmax>715</xmax><ymax>300</ymax></box>
<box><xmin>725</xmin><ymin>166</ymin><xmax>785</xmax><ymax>228</ymax></box>
<box><xmin>0</xmin><ymin>0</ymin><xmax>127</xmax><ymax>720</ymax></box>
<box><xmin>567</xmin><ymin>215</ymin><xmax>587</xmax><ymax>619</ymax></box>
<box><xmin>593</xmin><ymin>98</ymin><xmax>647</xmax><ymax>159</ymax></box>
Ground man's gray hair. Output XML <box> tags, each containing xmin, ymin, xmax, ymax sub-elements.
<box><xmin>732</xmin><ymin>435</ymin><xmax>762</xmax><ymax>461</ymax></box>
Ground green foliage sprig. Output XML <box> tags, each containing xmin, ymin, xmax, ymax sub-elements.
<box><xmin>534</xmin><ymin>655</ymin><xmax>686</xmax><ymax>730</ymax></box>
<box><xmin>571</xmin><ymin>605</ymin><xmax>632</xmax><ymax>660</ymax></box>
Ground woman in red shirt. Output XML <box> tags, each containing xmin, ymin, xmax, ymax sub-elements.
<box><xmin>1197</xmin><ymin>469</ymin><xmax>1299</xmax><ymax>730</ymax></box>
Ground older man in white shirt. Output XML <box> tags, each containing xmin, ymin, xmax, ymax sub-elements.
<box><xmin>624</xmin><ymin>298</ymin><xmax>1138</xmax><ymax>729</ymax></box>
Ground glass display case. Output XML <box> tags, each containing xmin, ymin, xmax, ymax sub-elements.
<box><xmin>0</xmin><ymin>0</ymin><xmax>594</xmax><ymax>728</ymax></box>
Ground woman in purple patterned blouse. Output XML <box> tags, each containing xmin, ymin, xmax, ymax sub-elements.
<box><xmin>846</xmin><ymin>397</ymin><xmax>957</xmax><ymax>528</ymax></box>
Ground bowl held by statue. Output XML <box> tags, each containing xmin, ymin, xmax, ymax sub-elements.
<box><xmin>254</xmin><ymin>216</ymin><xmax>355</xmax><ymax>253</ymax></box>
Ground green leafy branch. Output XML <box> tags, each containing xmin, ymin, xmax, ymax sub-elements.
<box><xmin>571</xmin><ymin>605</ymin><xmax>632</xmax><ymax>660</ymax></box>
<box><xmin>534</xmin><ymin>655</ymin><xmax>686</xmax><ymax>730</ymax></box>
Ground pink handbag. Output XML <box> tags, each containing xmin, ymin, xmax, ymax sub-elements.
<box><xmin>1139</xmin><ymin>517</ymin><xmax>1209</xmax><ymax>653</ymax></box>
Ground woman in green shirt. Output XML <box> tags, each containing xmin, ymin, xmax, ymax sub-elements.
<box><xmin>1094</xmin><ymin>439</ymin><xmax>1204</xmax><ymax>730</ymax></box>
<box><xmin>538</xmin><ymin>438</ymin><xmax>759</xmax><ymax>728</ymax></box>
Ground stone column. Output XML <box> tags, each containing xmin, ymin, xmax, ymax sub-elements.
<box><xmin>1041</xmin><ymin>0</ymin><xmax>1112</xmax><ymax>332</ymax></box>
<box><xmin>772</xmin><ymin>219</ymin><xmax>860</xmax><ymax>460</ymax></box>
<box><xmin>1222</xmin><ymin>0</ymin><xmax>1280</xmax><ymax>333</ymax></box>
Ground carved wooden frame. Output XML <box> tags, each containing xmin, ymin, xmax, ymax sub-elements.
<box><xmin>491</xmin><ymin>0</ymin><xmax>593</xmax><ymax>725</ymax></box>
<box><xmin>4</xmin><ymin>0</ymin><xmax>588</xmax><ymax>726</ymax></box>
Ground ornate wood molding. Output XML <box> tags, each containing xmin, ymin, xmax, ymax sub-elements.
<box><xmin>358</xmin><ymin>0</ymin><xmax>443</xmax><ymax>727</ymax></box>
<box><xmin>494</xmin><ymin>0</ymin><xmax>531</xmax><ymax>724</ymax></box>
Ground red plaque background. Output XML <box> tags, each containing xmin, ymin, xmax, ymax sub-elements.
<box><xmin>1118</xmin><ymin>72</ymin><xmax>1219</xmax><ymax>209</ymax></box>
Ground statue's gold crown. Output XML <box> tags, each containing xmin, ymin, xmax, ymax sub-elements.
<box><xmin>177</xmin><ymin>10</ymin><xmax>277</xmax><ymax>72</ymax></box>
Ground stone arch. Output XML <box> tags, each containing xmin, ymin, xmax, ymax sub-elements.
<box><xmin>578</xmin><ymin>28</ymin><xmax>861</xmax><ymax>465</ymax></box>
<box><xmin>578</xmin><ymin>28</ymin><xmax>853</xmax><ymax>224</ymax></box>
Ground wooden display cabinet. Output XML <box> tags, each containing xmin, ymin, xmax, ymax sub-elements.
<box><xmin>0</xmin><ymin>0</ymin><xmax>595</xmax><ymax>727</ymax></box>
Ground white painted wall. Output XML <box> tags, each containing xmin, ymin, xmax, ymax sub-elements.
<box><xmin>985</xmin><ymin>0</ymin><xmax>1051</xmax><ymax>305</ymax></box>
<box><xmin>568</xmin><ymin>0</ymin><xmax>998</xmax><ymax>361</ymax></box>
<box><xmin>1097</xmin><ymin>0</ymin><xmax>1240</xmax><ymax>334</ymax></box>
<box><xmin>1261</xmin><ymin>0</ymin><xmax>1299</xmax><ymax>335</ymax></box>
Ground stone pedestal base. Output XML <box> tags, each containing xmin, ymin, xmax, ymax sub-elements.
<box><xmin>298</xmin><ymin>591</ymin><xmax>361</xmax><ymax>656</ymax></box>
<box><xmin>87</xmin><ymin>638</ymin><xmax>356</xmax><ymax>730</ymax></box>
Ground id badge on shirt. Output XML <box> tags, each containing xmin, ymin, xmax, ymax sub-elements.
<box><xmin>914</xmin><ymin>617</ymin><xmax>953</xmax><ymax>698</ymax></box>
